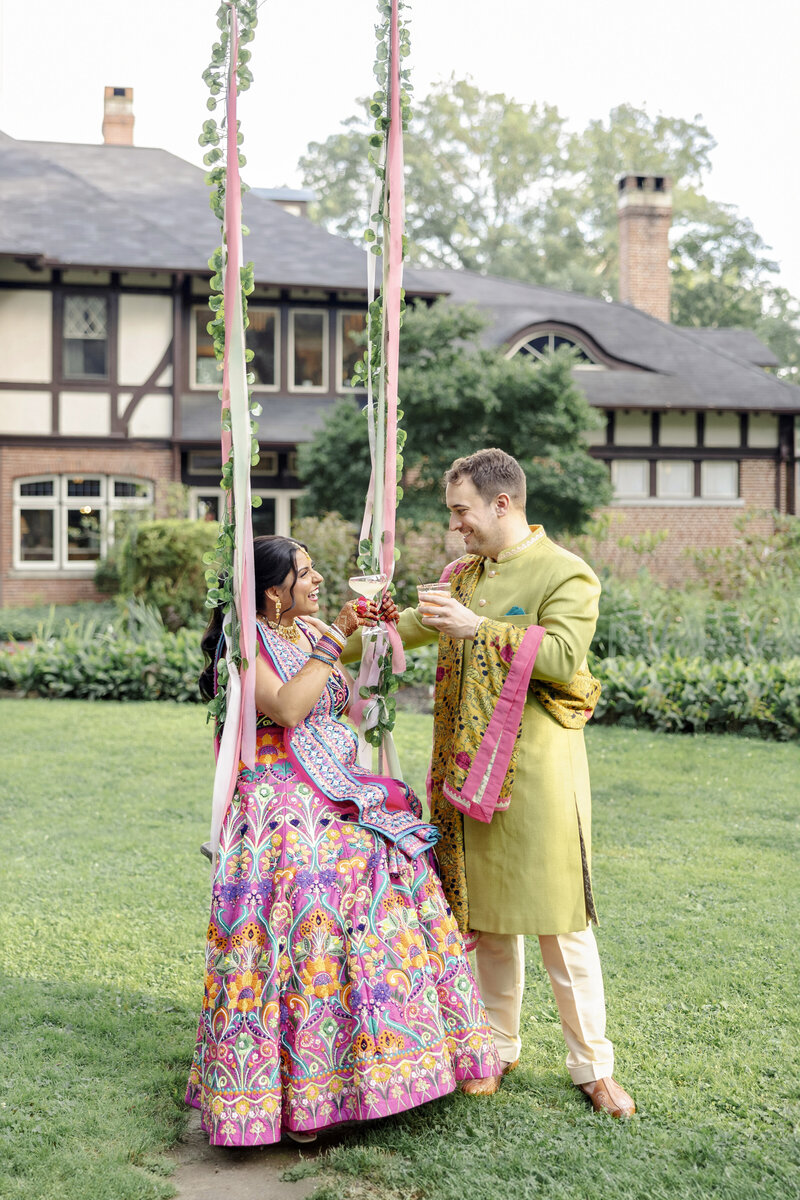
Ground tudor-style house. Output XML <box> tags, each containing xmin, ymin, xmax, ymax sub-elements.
<box><xmin>0</xmin><ymin>89</ymin><xmax>798</xmax><ymax>605</ymax></box>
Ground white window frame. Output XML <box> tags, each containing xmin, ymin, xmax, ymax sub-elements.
<box><xmin>288</xmin><ymin>308</ymin><xmax>329</xmax><ymax>393</ymax></box>
<box><xmin>61</xmin><ymin>474</ymin><xmax>107</xmax><ymax>568</ymax></box>
<box><xmin>13</xmin><ymin>475</ymin><xmax>59</xmax><ymax>571</ymax></box>
<box><xmin>62</xmin><ymin>294</ymin><xmax>110</xmax><ymax>382</ymax></box>
<box><xmin>188</xmin><ymin>487</ymin><xmax>304</xmax><ymax>537</ymax></box>
<box><xmin>252</xmin><ymin>451</ymin><xmax>279</xmax><ymax>477</ymax></box>
<box><xmin>610</xmin><ymin>459</ymin><xmax>650</xmax><ymax>501</ymax></box>
<box><xmin>12</xmin><ymin>474</ymin><xmax>153</xmax><ymax>573</ymax></box>
<box><xmin>107</xmin><ymin>476</ymin><xmax>155</xmax><ymax>544</ymax></box>
<box><xmin>246</xmin><ymin>305</ymin><xmax>280</xmax><ymax>391</ymax></box>
<box><xmin>336</xmin><ymin>310</ymin><xmax>367</xmax><ymax>393</ymax></box>
<box><xmin>656</xmin><ymin>460</ymin><xmax>694</xmax><ymax>500</ymax></box>
<box><xmin>507</xmin><ymin>329</ymin><xmax>600</xmax><ymax>367</ymax></box>
<box><xmin>190</xmin><ymin>304</ymin><xmax>222</xmax><ymax>390</ymax></box>
<box><xmin>700</xmin><ymin>460</ymin><xmax>740</xmax><ymax>501</ymax></box>
<box><xmin>192</xmin><ymin>305</ymin><xmax>283</xmax><ymax>391</ymax></box>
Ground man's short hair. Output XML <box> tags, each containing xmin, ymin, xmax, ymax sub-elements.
<box><xmin>444</xmin><ymin>448</ymin><xmax>527</xmax><ymax>509</ymax></box>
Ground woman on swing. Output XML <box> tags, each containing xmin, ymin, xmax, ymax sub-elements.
<box><xmin>186</xmin><ymin>534</ymin><xmax>499</xmax><ymax>1146</ymax></box>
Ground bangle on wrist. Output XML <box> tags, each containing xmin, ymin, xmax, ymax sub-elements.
<box><xmin>329</xmin><ymin>624</ymin><xmax>347</xmax><ymax>646</ymax></box>
<box><xmin>316</xmin><ymin>633</ymin><xmax>343</xmax><ymax>661</ymax></box>
<box><xmin>309</xmin><ymin>652</ymin><xmax>334</xmax><ymax>668</ymax></box>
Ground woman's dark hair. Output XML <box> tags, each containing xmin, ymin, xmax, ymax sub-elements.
<box><xmin>198</xmin><ymin>534</ymin><xmax>309</xmax><ymax>701</ymax></box>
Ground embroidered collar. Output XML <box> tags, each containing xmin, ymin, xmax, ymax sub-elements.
<box><xmin>496</xmin><ymin>526</ymin><xmax>545</xmax><ymax>563</ymax></box>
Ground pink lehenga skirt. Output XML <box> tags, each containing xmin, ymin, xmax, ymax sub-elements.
<box><xmin>186</xmin><ymin>722</ymin><xmax>500</xmax><ymax>1146</ymax></box>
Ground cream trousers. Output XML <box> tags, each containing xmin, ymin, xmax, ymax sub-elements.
<box><xmin>472</xmin><ymin>928</ymin><xmax>614</xmax><ymax>1084</ymax></box>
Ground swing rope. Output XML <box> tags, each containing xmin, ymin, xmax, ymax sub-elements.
<box><xmin>203</xmin><ymin>0</ymin><xmax>411</xmax><ymax>853</ymax></box>
<box><xmin>350</xmin><ymin>0</ymin><xmax>411</xmax><ymax>770</ymax></box>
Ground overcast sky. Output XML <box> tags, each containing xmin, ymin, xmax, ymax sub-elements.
<box><xmin>1</xmin><ymin>0</ymin><xmax>798</xmax><ymax>297</ymax></box>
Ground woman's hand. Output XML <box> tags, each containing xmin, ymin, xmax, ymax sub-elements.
<box><xmin>332</xmin><ymin>598</ymin><xmax>379</xmax><ymax>639</ymax></box>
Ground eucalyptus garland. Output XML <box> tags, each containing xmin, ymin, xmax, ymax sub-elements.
<box><xmin>198</xmin><ymin>0</ymin><xmax>261</xmax><ymax>727</ymax></box>
<box><xmin>352</xmin><ymin>0</ymin><xmax>413</xmax><ymax>748</ymax></box>
<box><xmin>353</xmin><ymin>0</ymin><xmax>412</xmax><ymax>549</ymax></box>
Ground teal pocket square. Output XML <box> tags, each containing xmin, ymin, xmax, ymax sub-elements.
<box><xmin>505</xmin><ymin>606</ymin><xmax>525</xmax><ymax>615</ymax></box>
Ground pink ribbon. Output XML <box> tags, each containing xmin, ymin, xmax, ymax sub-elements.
<box><xmin>380</xmin><ymin>0</ymin><xmax>404</xmax><ymax>583</ymax></box>
<box><xmin>209</xmin><ymin>6</ymin><xmax>257</xmax><ymax>863</ymax></box>
<box><xmin>352</xmin><ymin>0</ymin><xmax>406</xmax><ymax>744</ymax></box>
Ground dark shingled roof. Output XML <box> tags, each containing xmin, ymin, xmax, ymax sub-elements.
<box><xmin>2</xmin><ymin>131</ymin><xmax>795</xmax><ymax>418</ymax></box>
<box><xmin>680</xmin><ymin>327</ymin><xmax>780</xmax><ymax>368</ymax></box>
<box><xmin>180</xmin><ymin>392</ymin><xmax>332</xmax><ymax>444</ymax></box>
<box><xmin>408</xmin><ymin>267</ymin><xmax>799</xmax><ymax>414</ymax></box>
<box><xmin>0</xmin><ymin>132</ymin><xmax>373</xmax><ymax>288</ymax></box>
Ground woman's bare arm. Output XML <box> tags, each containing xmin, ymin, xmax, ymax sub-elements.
<box><xmin>254</xmin><ymin>601</ymin><xmax>373</xmax><ymax>727</ymax></box>
<box><xmin>255</xmin><ymin>652</ymin><xmax>337</xmax><ymax>727</ymax></box>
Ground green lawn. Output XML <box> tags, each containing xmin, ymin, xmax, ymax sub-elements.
<box><xmin>1</xmin><ymin>700</ymin><xmax>798</xmax><ymax>1200</ymax></box>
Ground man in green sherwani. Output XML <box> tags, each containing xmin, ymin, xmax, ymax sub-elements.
<box><xmin>389</xmin><ymin>448</ymin><xmax>634</xmax><ymax>1117</ymax></box>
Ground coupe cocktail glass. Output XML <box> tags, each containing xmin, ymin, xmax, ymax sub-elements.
<box><xmin>348</xmin><ymin>572</ymin><xmax>389</xmax><ymax>600</ymax></box>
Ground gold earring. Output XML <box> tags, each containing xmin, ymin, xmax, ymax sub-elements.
<box><xmin>268</xmin><ymin>598</ymin><xmax>282</xmax><ymax>629</ymax></box>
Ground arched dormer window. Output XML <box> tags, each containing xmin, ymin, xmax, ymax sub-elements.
<box><xmin>508</xmin><ymin>329</ymin><xmax>600</xmax><ymax>368</ymax></box>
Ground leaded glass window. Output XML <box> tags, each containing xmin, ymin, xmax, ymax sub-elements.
<box><xmin>63</xmin><ymin>296</ymin><xmax>109</xmax><ymax>379</ymax></box>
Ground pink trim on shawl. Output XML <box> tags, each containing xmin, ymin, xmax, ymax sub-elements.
<box><xmin>434</xmin><ymin>556</ymin><xmax>546</xmax><ymax>823</ymax></box>
<box><xmin>443</xmin><ymin>624</ymin><xmax>546</xmax><ymax>823</ymax></box>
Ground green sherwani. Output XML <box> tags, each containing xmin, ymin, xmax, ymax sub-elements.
<box><xmin>392</xmin><ymin>528</ymin><xmax>601</xmax><ymax>937</ymax></box>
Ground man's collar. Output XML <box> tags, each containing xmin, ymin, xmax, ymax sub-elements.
<box><xmin>495</xmin><ymin>525</ymin><xmax>546</xmax><ymax>563</ymax></box>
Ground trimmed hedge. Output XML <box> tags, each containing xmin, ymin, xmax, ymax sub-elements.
<box><xmin>0</xmin><ymin>627</ymin><xmax>201</xmax><ymax>704</ymax></box>
<box><xmin>1</xmin><ymin>630</ymin><xmax>798</xmax><ymax>741</ymax></box>
<box><xmin>592</xmin><ymin>655</ymin><xmax>800</xmax><ymax>741</ymax></box>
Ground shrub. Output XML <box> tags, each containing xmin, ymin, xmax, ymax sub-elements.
<box><xmin>115</xmin><ymin>519</ymin><xmax>219</xmax><ymax>629</ymax></box>
<box><xmin>291</xmin><ymin>512</ymin><xmax>360</xmax><ymax>621</ymax></box>
<box><xmin>0</xmin><ymin>602</ymin><xmax>118</xmax><ymax>643</ymax></box>
<box><xmin>592</xmin><ymin>575</ymin><xmax>800</xmax><ymax>661</ymax></box>
<box><xmin>392</xmin><ymin>519</ymin><xmax>449</xmax><ymax>610</ymax></box>
<box><xmin>2</xmin><ymin>623</ymin><xmax>797</xmax><ymax>741</ymax></box>
<box><xmin>592</xmin><ymin>656</ymin><xmax>800</xmax><ymax>741</ymax></box>
<box><xmin>0</xmin><ymin>604</ymin><xmax>201</xmax><ymax>703</ymax></box>
<box><xmin>401</xmin><ymin>643</ymin><xmax>439</xmax><ymax>686</ymax></box>
<box><xmin>688</xmin><ymin>511</ymin><xmax>800</xmax><ymax>599</ymax></box>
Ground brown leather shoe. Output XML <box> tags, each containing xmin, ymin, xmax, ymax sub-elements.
<box><xmin>462</xmin><ymin>1058</ymin><xmax>519</xmax><ymax>1096</ymax></box>
<box><xmin>578</xmin><ymin>1076</ymin><xmax>635</xmax><ymax>1117</ymax></box>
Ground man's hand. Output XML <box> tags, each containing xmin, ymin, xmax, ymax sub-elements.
<box><xmin>378</xmin><ymin>594</ymin><xmax>401</xmax><ymax>623</ymax></box>
<box><xmin>418</xmin><ymin>590</ymin><xmax>483</xmax><ymax>640</ymax></box>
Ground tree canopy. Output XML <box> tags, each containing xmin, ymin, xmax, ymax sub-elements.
<box><xmin>297</xmin><ymin>300</ymin><xmax>612</xmax><ymax>534</ymax></box>
<box><xmin>299</xmin><ymin>80</ymin><xmax>799</xmax><ymax>380</ymax></box>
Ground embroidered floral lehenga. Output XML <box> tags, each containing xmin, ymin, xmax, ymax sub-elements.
<box><xmin>186</xmin><ymin>622</ymin><xmax>499</xmax><ymax>1145</ymax></box>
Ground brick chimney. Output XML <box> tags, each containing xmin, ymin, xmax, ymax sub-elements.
<box><xmin>102</xmin><ymin>86</ymin><xmax>134</xmax><ymax>146</ymax></box>
<box><xmin>617</xmin><ymin>174</ymin><xmax>672</xmax><ymax>323</ymax></box>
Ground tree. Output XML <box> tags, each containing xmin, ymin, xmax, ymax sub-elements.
<box><xmin>297</xmin><ymin>301</ymin><xmax>611</xmax><ymax>534</ymax></box>
<box><xmin>299</xmin><ymin>82</ymin><xmax>800</xmax><ymax>376</ymax></box>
